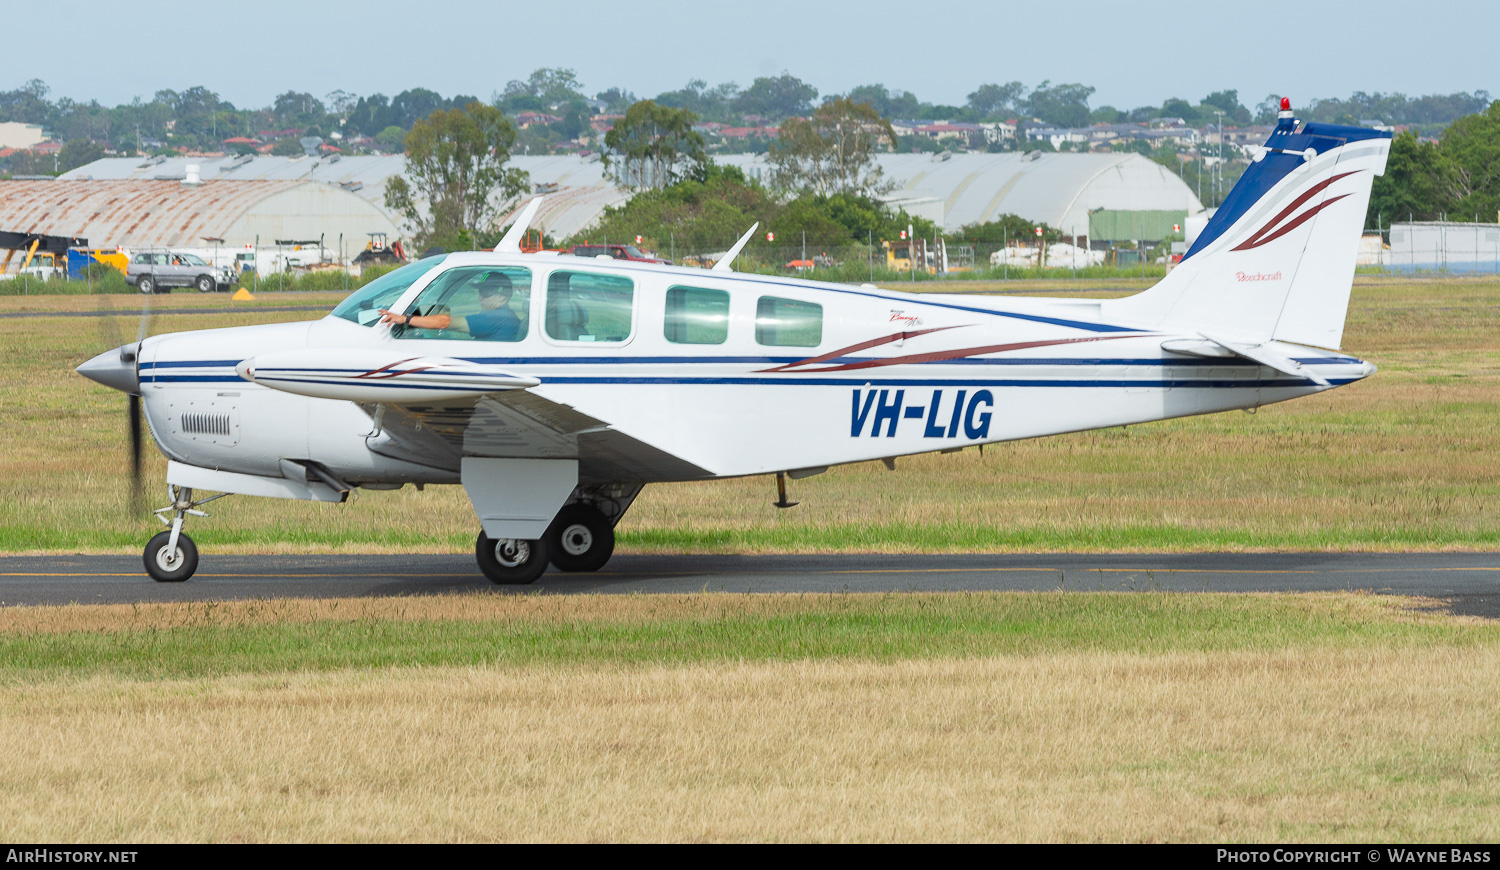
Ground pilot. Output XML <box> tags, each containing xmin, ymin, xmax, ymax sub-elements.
<box><xmin>379</xmin><ymin>272</ymin><xmax>520</xmax><ymax>340</ymax></box>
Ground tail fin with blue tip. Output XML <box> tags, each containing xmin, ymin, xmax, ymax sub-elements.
<box><xmin>1104</xmin><ymin>100</ymin><xmax>1392</xmax><ymax>350</ymax></box>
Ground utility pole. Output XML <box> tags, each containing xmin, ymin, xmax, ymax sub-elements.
<box><xmin>1214</xmin><ymin>110</ymin><xmax>1226</xmax><ymax>206</ymax></box>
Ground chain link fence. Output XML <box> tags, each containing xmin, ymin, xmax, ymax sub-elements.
<box><xmin>1360</xmin><ymin>220</ymin><xmax>1500</xmax><ymax>275</ymax></box>
<box><xmin>661</xmin><ymin>240</ymin><xmax>1168</xmax><ymax>283</ymax></box>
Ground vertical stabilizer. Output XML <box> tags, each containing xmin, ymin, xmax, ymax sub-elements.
<box><xmin>1104</xmin><ymin>103</ymin><xmax>1390</xmax><ymax>349</ymax></box>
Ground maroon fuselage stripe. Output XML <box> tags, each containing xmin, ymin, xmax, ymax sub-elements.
<box><xmin>767</xmin><ymin>334</ymin><xmax>1139</xmax><ymax>373</ymax></box>
<box><xmin>758</xmin><ymin>325</ymin><xmax>964</xmax><ymax>373</ymax></box>
<box><xmin>354</xmin><ymin>358</ymin><xmax>437</xmax><ymax>380</ymax></box>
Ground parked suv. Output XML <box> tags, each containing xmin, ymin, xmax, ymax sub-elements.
<box><xmin>569</xmin><ymin>244</ymin><xmax>671</xmax><ymax>265</ymax></box>
<box><xmin>126</xmin><ymin>251</ymin><xmax>235</xmax><ymax>294</ymax></box>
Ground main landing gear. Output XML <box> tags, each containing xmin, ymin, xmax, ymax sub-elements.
<box><xmin>143</xmin><ymin>485</ymin><xmax>227</xmax><ymax>582</ymax></box>
<box><xmin>475</xmin><ymin>532</ymin><xmax>550</xmax><ymax>585</ymax></box>
<box><xmin>474</xmin><ymin>499</ymin><xmax>623</xmax><ymax>585</ymax></box>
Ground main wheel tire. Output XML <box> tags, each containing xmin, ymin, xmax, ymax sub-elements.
<box><xmin>195</xmin><ymin>274</ymin><xmax>215</xmax><ymax>293</ymax></box>
<box><xmin>546</xmin><ymin>504</ymin><xmax>614</xmax><ymax>572</ymax></box>
<box><xmin>136</xmin><ymin>275</ymin><xmax>155</xmax><ymax>295</ymax></box>
<box><xmin>143</xmin><ymin>531</ymin><xmax>198</xmax><ymax>582</ymax></box>
<box><xmin>475</xmin><ymin>532</ymin><xmax>549</xmax><ymax>585</ymax></box>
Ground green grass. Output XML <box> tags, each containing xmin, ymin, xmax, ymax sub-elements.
<box><xmin>0</xmin><ymin>593</ymin><xmax>1485</xmax><ymax>682</ymax></box>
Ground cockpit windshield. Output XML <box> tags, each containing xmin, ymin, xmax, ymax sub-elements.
<box><xmin>329</xmin><ymin>256</ymin><xmax>447</xmax><ymax>326</ymax></box>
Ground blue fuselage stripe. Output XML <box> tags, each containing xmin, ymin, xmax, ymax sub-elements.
<box><xmin>144</xmin><ymin>373</ymin><xmax>1350</xmax><ymax>389</ymax></box>
<box><xmin>144</xmin><ymin>355</ymin><xmax>1364</xmax><ymax>370</ymax></box>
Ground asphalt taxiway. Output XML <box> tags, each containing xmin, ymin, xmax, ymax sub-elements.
<box><xmin>2</xmin><ymin>552</ymin><xmax>1497</xmax><ymax>616</ymax></box>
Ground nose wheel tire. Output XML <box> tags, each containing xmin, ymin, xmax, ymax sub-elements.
<box><xmin>476</xmin><ymin>532</ymin><xmax>549</xmax><ymax>585</ymax></box>
<box><xmin>144</xmin><ymin>530</ymin><xmax>198</xmax><ymax>582</ymax></box>
<box><xmin>546</xmin><ymin>504</ymin><xmax>615</xmax><ymax>572</ymax></box>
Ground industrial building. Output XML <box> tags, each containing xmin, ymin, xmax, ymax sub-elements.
<box><xmin>1387</xmin><ymin>221</ymin><xmax>1500</xmax><ymax>273</ymax></box>
<box><xmin>51</xmin><ymin>150</ymin><xmax>1201</xmax><ymax>246</ymax></box>
<box><xmin>0</xmin><ymin>177</ymin><xmax>400</xmax><ymax>262</ymax></box>
<box><xmin>719</xmin><ymin>152</ymin><xmax>1202</xmax><ymax>236</ymax></box>
<box><xmin>58</xmin><ymin>153</ymin><xmax>626</xmax><ymax>243</ymax></box>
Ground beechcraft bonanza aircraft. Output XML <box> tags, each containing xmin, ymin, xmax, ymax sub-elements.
<box><xmin>79</xmin><ymin>101</ymin><xmax>1390</xmax><ymax>583</ymax></box>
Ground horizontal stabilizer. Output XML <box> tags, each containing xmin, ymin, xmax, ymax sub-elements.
<box><xmin>1166</xmin><ymin>333</ymin><xmax>1329</xmax><ymax>386</ymax></box>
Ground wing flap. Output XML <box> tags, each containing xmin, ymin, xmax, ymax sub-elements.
<box><xmin>363</xmin><ymin>390</ymin><xmax>712</xmax><ymax>483</ymax></box>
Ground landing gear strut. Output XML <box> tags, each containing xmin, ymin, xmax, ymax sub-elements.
<box><xmin>476</xmin><ymin>532</ymin><xmax>550</xmax><ymax>585</ymax></box>
<box><xmin>143</xmin><ymin>485</ymin><xmax>227</xmax><ymax>582</ymax></box>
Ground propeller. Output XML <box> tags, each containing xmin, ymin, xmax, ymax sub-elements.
<box><xmin>91</xmin><ymin>277</ymin><xmax>152</xmax><ymax>513</ymax></box>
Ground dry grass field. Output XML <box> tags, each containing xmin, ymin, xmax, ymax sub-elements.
<box><xmin>0</xmin><ymin>592</ymin><xmax>1496</xmax><ymax>842</ymax></box>
<box><xmin>0</xmin><ymin>276</ymin><xmax>1495</xmax><ymax>554</ymax></box>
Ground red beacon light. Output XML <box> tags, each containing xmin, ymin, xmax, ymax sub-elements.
<box><xmin>1278</xmin><ymin>97</ymin><xmax>1294</xmax><ymax>120</ymax></box>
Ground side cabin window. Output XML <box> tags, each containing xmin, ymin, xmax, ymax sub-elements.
<box><xmin>397</xmin><ymin>265</ymin><xmax>531</xmax><ymax>342</ymax></box>
<box><xmin>546</xmin><ymin>270</ymin><xmax>633</xmax><ymax>343</ymax></box>
<box><xmin>664</xmin><ymin>286</ymin><xmax>729</xmax><ymax>345</ymax></box>
<box><xmin>755</xmin><ymin>296</ymin><xmax>823</xmax><ymax>347</ymax></box>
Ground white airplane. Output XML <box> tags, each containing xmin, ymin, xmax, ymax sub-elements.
<box><xmin>78</xmin><ymin>102</ymin><xmax>1390</xmax><ymax>583</ymax></box>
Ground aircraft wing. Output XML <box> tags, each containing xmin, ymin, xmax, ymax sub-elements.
<box><xmin>366</xmin><ymin>391</ymin><xmax>712</xmax><ymax>484</ymax></box>
<box><xmin>237</xmin><ymin>348</ymin><xmax>713</xmax><ymax>483</ymax></box>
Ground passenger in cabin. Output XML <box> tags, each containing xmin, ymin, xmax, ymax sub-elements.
<box><xmin>379</xmin><ymin>272</ymin><xmax>520</xmax><ymax>340</ymax></box>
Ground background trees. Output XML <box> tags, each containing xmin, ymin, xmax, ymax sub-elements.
<box><xmin>603</xmin><ymin>101</ymin><xmax>706</xmax><ymax>190</ymax></box>
<box><xmin>1367</xmin><ymin>104</ymin><xmax>1500</xmax><ymax>223</ymax></box>
<box><xmin>768</xmin><ymin>98</ymin><xmax>897</xmax><ymax>197</ymax></box>
<box><xmin>383</xmin><ymin>102</ymin><xmax>529</xmax><ymax>250</ymax></box>
<box><xmin>736</xmin><ymin>73</ymin><xmax>818</xmax><ymax>119</ymax></box>
<box><xmin>1024</xmin><ymin>82</ymin><xmax>1095</xmax><ymax>128</ymax></box>
<box><xmin>967</xmin><ymin>82</ymin><xmax>1026</xmax><ymax>119</ymax></box>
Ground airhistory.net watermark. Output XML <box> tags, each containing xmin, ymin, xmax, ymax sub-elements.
<box><xmin>5</xmin><ymin>852</ymin><xmax>137</xmax><ymax>864</ymax></box>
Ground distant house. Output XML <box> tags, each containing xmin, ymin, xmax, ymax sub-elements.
<box><xmin>221</xmin><ymin>137</ymin><xmax>262</xmax><ymax>147</ymax></box>
<box><xmin>718</xmin><ymin>126</ymin><xmax>778</xmax><ymax>139</ymax></box>
<box><xmin>978</xmin><ymin>121</ymin><xmax>1017</xmax><ymax>144</ymax></box>
<box><xmin>514</xmin><ymin>112</ymin><xmax>562</xmax><ymax>128</ymax></box>
<box><xmin>257</xmin><ymin>129</ymin><xmax>303</xmax><ymax>139</ymax></box>
<box><xmin>0</xmin><ymin>121</ymin><xmax>46</xmax><ymax>151</ymax></box>
<box><xmin>1030</xmin><ymin>123</ymin><xmax>1198</xmax><ymax>150</ymax></box>
<box><xmin>913</xmin><ymin>122</ymin><xmax>982</xmax><ymax>143</ymax></box>
<box><xmin>589</xmin><ymin>115</ymin><xmax>623</xmax><ymax>134</ymax></box>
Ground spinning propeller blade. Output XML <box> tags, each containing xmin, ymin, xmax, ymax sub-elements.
<box><xmin>128</xmin><ymin>393</ymin><xmax>143</xmax><ymax>509</ymax></box>
<box><xmin>90</xmin><ymin>278</ymin><xmax>151</xmax><ymax>513</ymax></box>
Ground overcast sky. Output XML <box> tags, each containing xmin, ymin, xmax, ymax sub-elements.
<box><xmin>15</xmin><ymin>0</ymin><xmax>1496</xmax><ymax>111</ymax></box>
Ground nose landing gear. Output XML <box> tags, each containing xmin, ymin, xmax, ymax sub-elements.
<box><xmin>143</xmin><ymin>485</ymin><xmax>228</xmax><ymax>583</ymax></box>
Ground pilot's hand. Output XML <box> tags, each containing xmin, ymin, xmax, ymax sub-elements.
<box><xmin>377</xmin><ymin>309</ymin><xmax>408</xmax><ymax>326</ymax></box>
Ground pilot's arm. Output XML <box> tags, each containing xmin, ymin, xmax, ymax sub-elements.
<box><xmin>378</xmin><ymin>308</ymin><xmax>459</xmax><ymax>330</ymax></box>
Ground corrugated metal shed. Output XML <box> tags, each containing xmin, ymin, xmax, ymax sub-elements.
<box><xmin>60</xmin><ymin>151</ymin><xmax>1202</xmax><ymax>239</ymax></box>
<box><xmin>721</xmin><ymin>152</ymin><xmax>1202</xmax><ymax>235</ymax></box>
<box><xmin>0</xmin><ymin>179</ymin><xmax>399</xmax><ymax>248</ymax></box>
<box><xmin>60</xmin><ymin>154</ymin><xmax>628</xmax><ymax>240</ymax></box>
